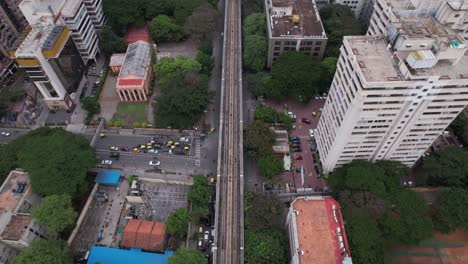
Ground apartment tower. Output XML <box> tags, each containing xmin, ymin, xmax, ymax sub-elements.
<box><xmin>316</xmin><ymin>15</ymin><xmax>468</xmax><ymax>173</ymax></box>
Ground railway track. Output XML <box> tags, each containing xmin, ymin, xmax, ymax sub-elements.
<box><xmin>213</xmin><ymin>0</ymin><xmax>243</xmax><ymax>262</ymax></box>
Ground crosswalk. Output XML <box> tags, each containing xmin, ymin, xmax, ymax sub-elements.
<box><xmin>195</xmin><ymin>138</ymin><xmax>201</xmax><ymax>167</ymax></box>
<box><xmin>96</xmin><ymin>149</ymin><xmax>198</xmax><ymax>160</ymax></box>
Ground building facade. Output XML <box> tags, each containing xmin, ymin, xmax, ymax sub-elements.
<box><xmin>0</xmin><ymin>241</ymin><xmax>17</xmax><ymax>264</ymax></box>
<box><xmin>264</xmin><ymin>0</ymin><xmax>327</xmax><ymax>68</ymax></box>
<box><xmin>19</xmin><ymin>0</ymin><xmax>102</xmax><ymax>63</ymax></box>
<box><xmin>435</xmin><ymin>0</ymin><xmax>468</xmax><ymax>40</ymax></box>
<box><xmin>12</xmin><ymin>24</ymin><xmax>85</xmax><ymax>110</ymax></box>
<box><xmin>83</xmin><ymin>0</ymin><xmax>106</xmax><ymax>31</ymax></box>
<box><xmin>335</xmin><ymin>0</ymin><xmax>367</xmax><ymax>17</ymax></box>
<box><xmin>286</xmin><ymin>196</ymin><xmax>352</xmax><ymax>264</ymax></box>
<box><xmin>116</xmin><ymin>41</ymin><xmax>152</xmax><ymax>102</ymax></box>
<box><xmin>316</xmin><ymin>15</ymin><xmax>468</xmax><ymax>173</ymax></box>
<box><xmin>0</xmin><ymin>170</ymin><xmax>48</xmax><ymax>251</ymax></box>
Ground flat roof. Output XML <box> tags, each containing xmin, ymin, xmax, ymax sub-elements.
<box><xmin>0</xmin><ymin>215</ymin><xmax>31</xmax><ymax>241</ymax></box>
<box><xmin>446</xmin><ymin>0</ymin><xmax>468</xmax><ymax>10</ymax></box>
<box><xmin>121</xmin><ymin>220</ymin><xmax>166</xmax><ymax>252</ymax></box>
<box><xmin>110</xmin><ymin>53</ymin><xmax>126</xmax><ymax>66</ymax></box>
<box><xmin>344</xmin><ymin>36</ymin><xmax>400</xmax><ymax>82</ymax></box>
<box><xmin>118</xmin><ymin>40</ymin><xmax>151</xmax><ymax>79</ymax></box>
<box><xmin>15</xmin><ymin>21</ymin><xmax>57</xmax><ymax>56</ymax></box>
<box><xmin>0</xmin><ymin>170</ymin><xmax>30</xmax><ymax>212</ymax></box>
<box><xmin>95</xmin><ymin>170</ymin><xmax>121</xmax><ymax>186</ymax></box>
<box><xmin>291</xmin><ymin>196</ymin><xmax>351</xmax><ymax>264</ymax></box>
<box><xmin>266</xmin><ymin>0</ymin><xmax>326</xmax><ymax>39</ymax></box>
<box><xmin>87</xmin><ymin>247</ymin><xmax>173</xmax><ymax>264</ymax></box>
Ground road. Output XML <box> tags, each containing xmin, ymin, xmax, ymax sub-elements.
<box><xmin>213</xmin><ymin>0</ymin><xmax>243</xmax><ymax>262</ymax></box>
<box><xmin>0</xmin><ymin>128</ymin><xmax>31</xmax><ymax>144</ymax></box>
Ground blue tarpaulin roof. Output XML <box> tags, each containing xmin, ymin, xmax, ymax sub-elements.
<box><xmin>95</xmin><ymin>170</ymin><xmax>120</xmax><ymax>185</ymax></box>
<box><xmin>87</xmin><ymin>246</ymin><xmax>173</xmax><ymax>264</ymax></box>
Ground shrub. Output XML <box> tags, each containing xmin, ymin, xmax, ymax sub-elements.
<box><xmin>133</xmin><ymin>122</ymin><xmax>141</xmax><ymax>128</ymax></box>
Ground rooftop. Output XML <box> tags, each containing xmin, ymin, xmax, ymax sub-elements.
<box><xmin>61</xmin><ymin>0</ymin><xmax>82</xmax><ymax>18</ymax></box>
<box><xmin>87</xmin><ymin>247</ymin><xmax>173</xmax><ymax>264</ymax></box>
<box><xmin>124</xmin><ymin>24</ymin><xmax>150</xmax><ymax>44</ymax></box>
<box><xmin>290</xmin><ymin>196</ymin><xmax>351</xmax><ymax>264</ymax></box>
<box><xmin>0</xmin><ymin>215</ymin><xmax>31</xmax><ymax>241</ymax></box>
<box><xmin>118</xmin><ymin>40</ymin><xmax>151</xmax><ymax>80</ymax></box>
<box><xmin>265</xmin><ymin>0</ymin><xmax>326</xmax><ymax>39</ymax></box>
<box><xmin>121</xmin><ymin>219</ymin><xmax>166</xmax><ymax>252</ymax></box>
<box><xmin>15</xmin><ymin>20</ymin><xmax>56</xmax><ymax>56</ymax></box>
<box><xmin>0</xmin><ymin>170</ymin><xmax>30</xmax><ymax>213</ymax></box>
<box><xmin>110</xmin><ymin>53</ymin><xmax>126</xmax><ymax>66</ymax></box>
<box><xmin>446</xmin><ymin>0</ymin><xmax>468</xmax><ymax>10</ymax></box>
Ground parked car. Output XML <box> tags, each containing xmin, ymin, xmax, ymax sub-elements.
<box><xmin>148</xmin><ymin>149</ymin><xmax>158</xmax><ymax>153</ymax></box>
<box><xmin>309</xmin><ymin>129</ymin><xmax>315</xmax><ymax>138</ymax></box>
<box><xmin>0</xmin><ymin>132</ymin><xmax>10</xmax><ymax>137</ymax></box>
<box><xmin>109</xmin><ymin>146</ymin><xmax>119</xmax><ymax>151</ymax></box>
<box><xmin>301</xmin><ymin>118</ymin><xmax>311</xmax><ymax>124</ymax></box>
<box><xmin>180</xmin><ymin>137</ymin><xmax>189</xmax><ymax>142</ymax></box>
<box><xmin>290</xmin><ymin>136</ymin><xmax>300</xmax><ymax>142</ymax></box>
<box><xmin>296</xmin><ymin>155</ymin><xmax>303</xmax><ymax>160</ymax></box>
<box><xmin>203</xmin><ymin>231</ymin><xmax>210</xmax><ymax>240</ymax></box>
<box><xmin>101</xmin><ymin>160</ymin><xmax>112</xmax><ymax>165</ymax></box>
<box><xmin>287</xmin><ymin>111</ymin><xmax>296</xmax><ymax>120</ymax></box>
<box><xmin>120</xmin><ymin>146</ymin><xmax>129</xmax><ymax>151</ymax></box>
<box><xmin>149</xmin><ymin>160</ymin><xmax>160</xmax><ymax>166</ymax></box>
<box><xmin>154</xmin><ymin>143</ymin><xmax>162</xmax><ymax>149</ymax></box>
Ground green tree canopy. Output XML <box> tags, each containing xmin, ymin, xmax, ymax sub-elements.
<box><xmin>243</xmin><ymin>35</ymin><xmax>267</xmax><ymax>72</ymax></box>
<box><xmin>254</xmin><ymin>106</ymin><xmax>277</xmax><ymax>123</ymax></box>
<box><xmin>433</xmin><ymin>188</ymin><xmax>468</xmax><ymax>233</ymax></box>
<box><xmin>246</xmin><ymin>72</ymin><xmax>271</xmax><ymax>98</ymax></box>
<box><xmin>149</xmin><ymin>15</ymin><xmax>184</xmax><ymax>42</ymax></box>
<box><xmin>422</xmin><ymin>146</ymin><xmax>468</xmax><ymax>188</ymax></box>
<box><xmin>81</xmin><ymin>96</ymin><xmax>100</xmax><ymax>117</ymax></box>
<box><xmin>449</xmin><ymin>115</ymin><xmax>468</xmax><ymax>147</ymax></box>
<box><xmin>319</xmin><ymin>4</ymin><xmax>363</xmax><ymax>57</ymax></box>
<box><xmin>195</xmin><ymin>50</ymin><xmax>214</xmax><ymax>75</ymax></box>
<box><xmin>268</xmin><ymin>52</ymin><xmax>323</xmax><ymax>102</ymax></box>
<box><xmin>154</xmin><ymin>56</ymin><xmax>202</xmax><ymax>85</ymax></box>
<box><xmin>242</xmin><ymin>0</ymin><xmax>264</xmax><ymax>16</ymax></box>
<box><xmin>245</xmin><ymin>192</ymin><xmax>285</xmax><ymax>230</ymax></box>
<box><xmin>172</xmin><ymin>0</ymin><xmax>207</xmax><ymax>25</ymax></box>
<box><xmin>188</xmin><ymin>175</ymin><xmax>211</xmax><ymax>216</ymax></box>
<box><xmin>166</xmin><ymin>208</ymin><xmax>192</xmax><ymax>237</ymax></box>
<box><xmin>257</xmin><ymin>155</ymin><xmax>283</xmax><ymax>178</ymax></box>
<box><xmin>98</xmin><ymin>25</ymin><xmax>127</xmax><ymax>57</ymax></box>
<box><xmin>244</xmin><ymin>120</ymin><xmax>275</xmax><ymax>159</ymax></box>
<box><xmin>153</xmin><ymin>72</ymin><xmax>210</xmax><ymax>129</ymax></box>
<box><xmin>184</xmin><ymin>3</ymin><xmax>217</xmax><ymax>49</ymax></box>
<box><xmin>168</xmin><ymin>247</ymin><xmax>207</xmax><ymax>264</ymax></box>
<box><xmin>14</xmin><ymin>239</ymin><xmax>73</xmax><ymax>264</ymax></box>
<box><xmin>244</xmin><ymin>229</ymin><xmax>288</xmax><ymax>264</ymax></box>
<box><xmin>343</xmin><ymin>210</ymin><xmax>386</xmax><ymax>264</ymax></box>
<box><xmin>243</xmin><ymin>13</ymin><xmax>266</xmax><ymax>36</ymax></box>
<box><xmin>31</xmin><ymin>194</ymin><xmax>77</xmax><ymax>236</ymax></box>
<box><xmin>16</xmin><ymin>128</ymin><xmax>95</xmax><ymax>197</ymax></box>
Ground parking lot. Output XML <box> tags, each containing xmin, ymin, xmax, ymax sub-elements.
<box><xmin>70</xmin><ymin>180</ymin><xmax>128</xmax><ymax>258</ymax></box>
<box><xmin>133</xmin><ymin>181</ymin><xmax>191</xmax><ymax>222</ymax></box>
<box><xmin>263</xmin><ymin>98</ymin><xmax>327</xmax><ymax>190</ymax></box>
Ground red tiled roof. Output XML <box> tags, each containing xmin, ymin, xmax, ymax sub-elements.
<box><xmin>117</xmin><ymin>79</ymin><xmax>143</xmax><ymax>86</ymax></box>
<box><xmin>121</xmin><ymin>220</ymin><xmax>166</xmax><ymax>252</ymax></box>
<box><xmin>1</xmin><ymin>215</ymin><xmax>31</xmax><ymax>241</ymax></box>
<box><xmin>124</xmin><ymin>24</ymin><xmax>150</xmax><ymax>44</ymax></box>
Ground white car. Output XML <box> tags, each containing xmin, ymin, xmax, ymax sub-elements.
<box><xmin>148</xmin><ymin>149</ymin><xmax>158</xmax><ymax>154</ymax></box>
<box><xmin>204</xmin><ymin>230</ymin><xmax>210</xmax><ymax>240</ymax></box>
<box><xmin>309</xmin><ymin>129</ymin><xmax>315</xmax><ymax>138</ymax></box>
<box><xmin>109</xmin><ymin>146</ymin><xmax>119</xmax><ymax>151</ymax></box>
<box><xmin>149</xmin><ymin>160</ymin><xmax>160</xmax><ymax>166</ymax></box>
<box><xmin>101</xmin><ymin>160</ymin><xmax>112</xmax><ymax>165</ymax></box>
<box><xmin>287</xmin><ymin>111</ymin><xmax>296</xmax><ymax>119</ymax></box>
<box><xmin>180</xmin><ymin>137</ymin><xmax>189</xmax><ymax>142</ymax></box>
<box><xmin>1</xmin><ymin>132</ymin><xmax>10</xmax><ymax>137</ymax></box>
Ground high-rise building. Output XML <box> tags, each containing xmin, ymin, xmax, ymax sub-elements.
<box><xmin>335</xmin><ymin>0</ymin><xmax>368</xmax><ymax>17</ymax></box>
<box><xmin>83</xmin><ymin>0</ymin><xmax>106</xmax><ymax>31</ymax></box>
<box><xmin>12</xmin><ymin>23</ymin><xmax>85</xmax><ymax>110</ymax></box>
<box><xmin>0</xmin><ymin>0</ymin><xmax>28</xmax><ymax>30</ymax></box>
<box><xmin>315</xmin><ymin>14</ymin><xmax>468</xmax><ymax>173</ymax></box>
<box><xmin>19</xmin><ymin>0</ymin><xmax>104</xmax><ymax>63</ymax></box>
<box><xmin>264</xmin><ymin>0</ymin><xmax>328</xmax><ymax>68</ymax></box>
<box><xmin>435</xmin><ymin>0</ymin><xmax>468</xmax><ymax>40</ymax></box>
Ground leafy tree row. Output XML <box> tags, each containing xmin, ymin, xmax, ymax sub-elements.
<box><xmin>14</xmin><ymin>239</ymin><xmax>73</xmax><ymax>264</ymax></box>
<box><xmin>449</xmin><ymin>114</ymin><xmax>468</xmax><ymax>147</ymax></box>
<box><xmin>188</xmin><ymin>175</ymin><xmax>211</xmax><ymax>216</ymax></box>
<box><xmin>243</xmin><ymin>13</ymin><xmax>267</xmax><ymax>72</ymax></box>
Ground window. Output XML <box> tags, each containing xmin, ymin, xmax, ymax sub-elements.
<box><xmin>275</xmin><ymin>41</ymin><xmax>281</xmax><ymax>45</ymax></box>
<box><xmin>274</xmin><ymin>46</ymin><xmax>280</xmax><ymax>51</ymax></box>
<box><xmin>406</xmin><ymin>44</ymin><xmax>413</xmax><ymax>48</ymax></box>
<box><xmin>455</xmin><ymin>14</ymin><xmax>460</xmax><ymax>18</ymax></box>
<box><xmin>313</xmin><ymin>52</ymin><xmax>319</xmax><ymax>56</ymax></box>
<box><xmin>273</xmin><ymin>52</ymin><xmax>280</xmax><ymax>56</ymax></box>
<box><xmin>314</xmin><ymin>47</ymin><xmax>321</xmax><ymax>51</ymax></box>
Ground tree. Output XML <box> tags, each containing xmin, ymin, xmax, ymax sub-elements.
<box><xmin>184</xmin><ymin>4</ymin><xmax>217</xmax><ymax>48</ymax></box>
<box><xmin>319</xmin><ymin>57</ymin><xmax>338</xmax><ymax>91</ymax></box>
<box><xmin>195</xmin><ymin>50</ymin><xmax>214</xmax><ymax>75</ymax></box>
<box><xmin>243</xmin><ymin>35</ymin><xmax>267</xmax><ymax>72</ymax></box>
<box><xmin>31</xmin><ymin>194</ymin><xmax>77</xmax><ymax>236</ymax></box>
<box><xmin>168</xmin><ymin>247</ymin><xmax>207</xmax><ymax>264</ymax></box>
<box><xmin>98</xmin><ymin>25</ymin><xmax>127</xmax><ymax>57</ymax></box>
<box><xmin>423</xmin><ymin>146</ymin><xmax>468</xmax><ymax>188</ymax></box>
<box><xmin>319</xmin><ymin>4</ymin><xmax>362</xmax><ymax>57</ymax></box>
<box><xmin>243</xmin><ymin>13</ymin><xmax>266</xmax><ymax>36</ymax></box>
<box><xmin>149</xmin><ymin>15</ymin><xmax>184</xmax><ymax>42</ymax></box>
<box><xmin>166</xmin><ymin>208</ymin><xmax>192</xmax><ymax>237</ymax></box>
<box><xmin>14</xmin><ymin>239</ymin><xmax>73</xmax><ymax>264</ymax></box>
<box><xmin>242</xmin><ymin>0</ymin><xmax>264</xmax><ymax>16</ymax></box>
<box><xmin>188</xmin><ymin>175</ymin><xmax>211</xmax><ymax>215</ymax></box>
<box><xmin>154</xmin><ymin>56</ymin><xmax>202</xmax><ymax>85</ymax></box>
<box><xmin>81</xmin><ymin>96</ymin><xmax>100</xmax><ymax>117</ymax></box>
<box><xmin>0</xmin><ymin>144</ymin><xmax>18</xmax><ymax>184</ymax></box>
<box><xmin>244</xmin><ymin>120</ymin><xmax>275</xmax><ymax>159</ymax></box>
<box><xmin>268</xmin><ymin>52</ymin><xmax>323</xmax><ymax>102</ymax></box>
<box><xmin>244</xmin><ymin>229</ymin><xmax>288</xmax><ymax>264</ymax></box>
<box><xmin>343</xmin><ymin>210</ymin><xmax>385</xmax><ymax>264</ymax></box>
<box><xmin>246</xmin><ymin>72</ymin><xmax>270</xmax><ymax>98</ymax></box>
<box><xmin>277</xmin><ymin>112</ymin><xmax>293</xmax><ymax>130</ymax></box>
<box><xmin>449</xmin><ymin>114</ymin><xmax>468</xmax><ymax>146</ymax></box>
<box><xmin>433</xmin><ymin>188</ymin><xmax>468</xmax><ymax>233</ymax></box>
<box><xmin>171</xmin><ymin>0</ymin><xmax>207</xmax><ymax>25</ymax></box>
<box><xmin>254</xmin><ymin>106</ymin><xmax>277</xmax><ymax>123</ymax></box>
<box><xmin>16</xmin><ymin>128</ymin><xmax>95</xmax><ymax>197</ymax></box>
<box><xmin>154</xmin><ymin>72</ymin><xmax>210</xmax><ymax>129</ymax></box>
<box><xmin>245</xmin><ymin>192</ymin><xmax>285</xmax><ymax>230</ymax></box>
<box><xmin>257</xmin><ymin>155</ymin><xmax>283</xmax><ymax>177</ymax></box>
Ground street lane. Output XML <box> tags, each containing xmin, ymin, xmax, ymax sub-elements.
<box><xmin>0</xmin><ymin>128</ymin><xmax>30</xmax><ymax>144</ymax></box>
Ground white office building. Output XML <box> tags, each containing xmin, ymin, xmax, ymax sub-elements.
<box><xmin>316</xmin><ymin>14</ymin><xmax>468</xmax><ymax>173</ymax></box>
<box><xmin>19</xmin><ymin>0</ymin><xmax>103</xmax><ymax>63</ymax></box>
<box><xmin>83</xmin><ymin>0</ymin><xmax>106</xmax><ymax>31</ymax></box>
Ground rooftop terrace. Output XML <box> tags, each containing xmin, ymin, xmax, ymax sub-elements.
<box><xmin>119</xmin><ymin>40</ymin><xmax>151</xmax><ymax>79</ymax></box>
<box><xmin>15</xmin><ymin>20</ymin><xmax>56</xmax><ymax>56</ymax></box>
<box><xmin>291</xmin><ymin>196</ymin><xmax>351</xmax><ymax>264</ymax></box>
<box><xmin>0</xmin><ymin>215</ymin><xmax>31</xmax><ymax>241</ymax></box>
<box><xmin>0</xmin><ymin>170</ymin><xmax>30</xmax><ymax>213</ymax></box>
<box><xmin>265</xmin><ymin>0</ymin><xmax>326</xmax><ymax>39</ymax></box>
